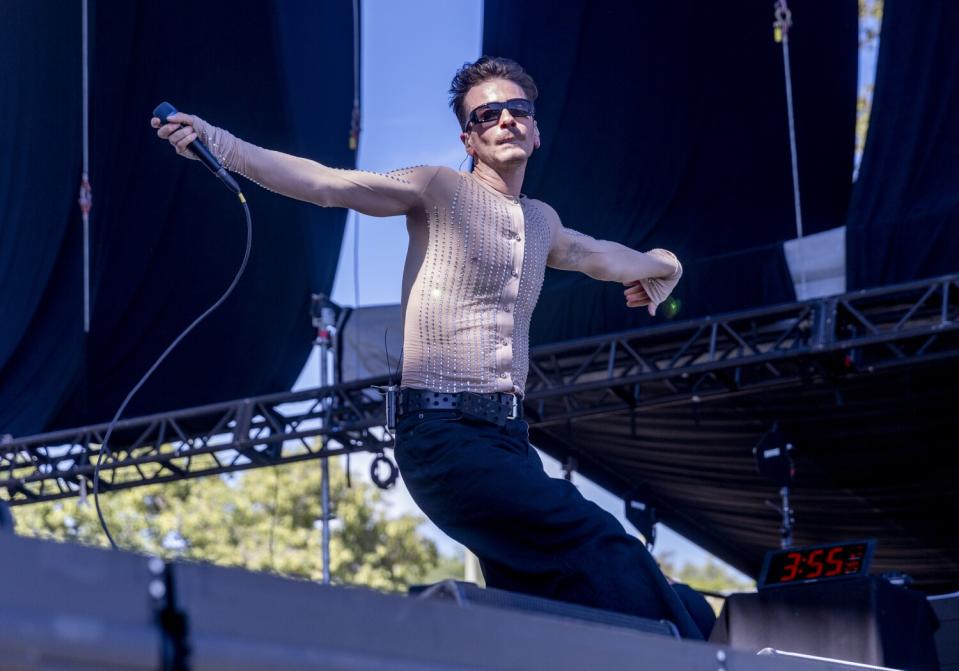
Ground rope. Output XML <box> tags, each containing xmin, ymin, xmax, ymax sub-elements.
<box><xmin>80</xmin><ymin>0</ymin><xmax>92</xmax><ymax>332</ymax></box>
<box><xmin>774</xmin><ymin>0</ymin><xmax>808</xmax><ymax>298</ymax></box>
<box><xmin>349</xmin><ymin>0</ymin><xmax>361</xmax><ymax>150</ymax></box>
<box><xmin>350</xmin><ymin>0</ymin><xmax>362</xmax><ymax>305</ymax></box>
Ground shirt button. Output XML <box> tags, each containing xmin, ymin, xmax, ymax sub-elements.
<box><xmin>511</xmin><ymin>270</ymin><xmax>519</xmax><ymax>278</ymax></box>
<box><xmin>504</xmin><ymin>306</ymin><xmax>511</xmax><ymax>313</ymax></box>
<box><xmin>499</xmin><ymin>372</ymin><xmax>508</xmax><ymax>378</ymax></box>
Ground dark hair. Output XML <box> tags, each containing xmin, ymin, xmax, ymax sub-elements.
<box><xmin>449</xmin><ymin>56</ymin><xmax>538</xmax><ymax>130</ymax></box>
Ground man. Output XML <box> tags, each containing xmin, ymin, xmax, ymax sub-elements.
<box><xmin>152</xmin><ymin>56</ymin><xmax>700</xmax><ymax>637</ymax></box>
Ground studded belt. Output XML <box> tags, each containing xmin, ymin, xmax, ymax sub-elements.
<box><xmin>398</xmin><ymin>388</ymin><xmax>523</xmax><ymax>426</ymax></box>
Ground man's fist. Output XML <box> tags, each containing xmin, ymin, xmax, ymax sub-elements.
<box><xmin>624</xmin><ymin>281</ymin><xmax>654</xmax><ymax>314</ymax></box>
<box><xmin>624</xmin><ymin>248</ymin><xmax>682</xmax><ymax>316</ymax></box>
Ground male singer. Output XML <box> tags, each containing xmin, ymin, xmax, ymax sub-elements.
<box><xmin>152</xmin><ymin>56</ymin><xmax>701</xmax><ymax>637</ymax></box>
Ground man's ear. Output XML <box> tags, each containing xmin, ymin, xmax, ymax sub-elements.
<box><xmin>460</xmin><ymin>131</ymin><xmax>473</xmax><ymax>156</ymax></box>
<box><xmin>533</xmin><ymin>122</ymin><xmax>541</xmax><ymax>149</ymax></box>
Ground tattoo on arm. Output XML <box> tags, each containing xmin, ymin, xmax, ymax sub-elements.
<box><xmin>562</xmin><ymin>229</ymin><xmax>596</xmax><ymax>266</ymax></box>
<box><xmin>563</xmin><ymin>240</ymin><xmax>589</xmax><ymax>265</ymax></box>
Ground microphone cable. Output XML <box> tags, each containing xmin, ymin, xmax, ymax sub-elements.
<box><xmin>93</xmin><ymin>191</ymin><xmax>251</xmax><ymax>550</ymax></box>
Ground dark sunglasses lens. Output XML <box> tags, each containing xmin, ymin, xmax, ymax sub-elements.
<box><xmin>469</xmin><ymin>99</ymin><xmax>534</xmax><ymax>127</ymax></box>
<box><xmin>507</xmin><ymin>100</ymin><xmax>533</xmax><ymax>117</ymax></box>
<box><xmin>477</xmin><ymin>107</ymin><xmax>501</xmax><ymax>123</ymax></box>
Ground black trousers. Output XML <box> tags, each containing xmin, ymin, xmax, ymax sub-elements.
<box><xmin>394</xmin><ymin>409</ymin><xmax>703</xmax><ymax>639</ymax></box>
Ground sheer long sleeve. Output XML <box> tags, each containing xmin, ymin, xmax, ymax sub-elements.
<box><xmin>190</xmin><ymin>116</ymin><xmax>438</xmax><ymax>217</ymax></box>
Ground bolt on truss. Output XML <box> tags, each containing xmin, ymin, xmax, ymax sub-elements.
<box><xmin>3</xmin><ymin>273</ymin><xmax>957</xmax><ymax>505</ymax></box>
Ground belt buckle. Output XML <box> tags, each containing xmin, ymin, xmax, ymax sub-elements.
<box><xmin>507</xmin><ymin>393</ymin><xmax>519</xmax><ymax>420</ymax></box>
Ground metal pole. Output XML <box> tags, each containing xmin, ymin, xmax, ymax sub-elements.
<box><xmin>313</xmin><ymin>297</ymin><xmax>339</xmax><ymax>586</ymax></box>
<box><xmin>316</xmin><ymin>321</ymin><xmax>332</xmax><ymax>585</ymax></box>
<box><xmin>780</xmin><ymin>485</ymin><xmax>794</xmax><ymax>549</ymax></box>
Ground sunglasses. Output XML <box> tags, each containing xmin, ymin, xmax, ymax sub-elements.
<box><xmin>465</xmin><ymin>98</ymin><xmax>535</xmax><ymax>130</ymax></box>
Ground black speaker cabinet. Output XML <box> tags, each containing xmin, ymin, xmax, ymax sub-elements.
<box><xmin>711</xmin><ymin>576</ymin><xmax>940</xmax><ymax>670</ymax></box>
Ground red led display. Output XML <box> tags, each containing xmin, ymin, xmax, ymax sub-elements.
<box><xmin>758</xmin><ymin>541</ymin><xmax>875</xmax><ymax>589</ymax></box>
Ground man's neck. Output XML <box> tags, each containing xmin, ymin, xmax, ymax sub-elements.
<box><xmin>472</xmin><ymin>161</ymin><xmax>526</xmax><ymax>197</ymax></box>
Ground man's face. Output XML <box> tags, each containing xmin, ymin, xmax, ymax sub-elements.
<box><xmin>460</xmin><ymin>78</ymin><xmax>539</xmax><ymax>169</ymax></box>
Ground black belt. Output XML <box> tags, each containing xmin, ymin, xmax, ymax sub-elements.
<box><xmin>398</xmin><ymin>388</ymin><xmax>523</xmax><ymax>426</ymax></box>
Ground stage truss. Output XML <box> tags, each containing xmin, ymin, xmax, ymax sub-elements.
<box><xmin>2</xmin><ymin>273</ymin><xmax>957</xmax><ymax>505</ymax></box>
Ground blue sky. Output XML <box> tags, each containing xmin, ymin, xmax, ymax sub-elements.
<box><xmin>331</xmin><ymin>0</ymin><xmax>483</xmax><ymax>307</ymax></box>
<box><xmin>295</xmin><ymin>0</ymin><xmax>749</xmax><ymax>579</ymax></box>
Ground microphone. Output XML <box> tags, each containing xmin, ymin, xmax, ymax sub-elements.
<box><xmin>153</xmin><ymin>101</ymin><xmax>241</xmax><ymax>195</ymax></box>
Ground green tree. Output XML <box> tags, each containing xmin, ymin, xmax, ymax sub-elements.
<box><xmin>656</xmin><ymin>550</ymin><xmax>755</xmax><ymax>615</ymax></box>
<box><xmin>13</xmin><ymin>455</ymin><xmax>461</xmax><ymax>592</ymax></box>
<box><xmin>674</xmin><ymin>558</ymin><xmax>754</xmax><ymax>595</ymax></box>
<box><xmin>855</xmin><ymin>0</ymin><xmax>883</xmax><ymax>173</ymax></box>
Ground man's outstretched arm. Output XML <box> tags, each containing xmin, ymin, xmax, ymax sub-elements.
<box><xmin>546</xmin><ymin>214</ymin><xmax>682</xmax><ymax>316</ymax></box>
<box><xmin>151</xmin><ymin>112</ymin><xmax>437</xmax><ymax>217</ymax></box>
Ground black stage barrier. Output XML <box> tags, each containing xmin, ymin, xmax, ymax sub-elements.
<box><xmin>0</xmin><ymin>533</ymin><xmax>896</xmax><ymax>671</ymax></box>
<box><xmin>0</xmin><ymin>535</ymin><xmax>159</xmax><ymax>670</ymax></box>
<box><xmin>410</xmin><ymin>579</ymin><xmax>679</xmax><ymax>638</ymax></box>
<box><xmin>711</xmin><ymin>576</ymin><xmax>941</xmax><ymax>670</ymax></box>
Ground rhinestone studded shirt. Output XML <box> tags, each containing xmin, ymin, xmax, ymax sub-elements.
<box><xmin>397</xmin><ymin>167</ymin><xmax>554</xmax><ymax>397</ymax></box>
<box><xmin>198</xmin><ymin>120</ymin><xmax>557</xmax><ymax>396</ymax></box>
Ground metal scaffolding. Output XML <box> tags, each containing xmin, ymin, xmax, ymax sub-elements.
<box><xmin>3</xmin><ymin>273</ymin><xmax>957</xmax><ymax>505</ymax></box>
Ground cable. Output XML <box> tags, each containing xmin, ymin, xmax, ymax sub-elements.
<box><xmin>94</xmin><ymin>193</ymin><xmax>252</xmax><ymax>549</ymax></box>
<box><xmin>377</xmin><ymin>329</ymin><xmax>400</xmax><ymax>444</ymax></box>
<box><xmin>269</xmin><ymin>465</ymin><xmax>279</xmax><ymax>570</ymax></box>
<box><xmin>353</xmin><ymin>210</ymin><xmax>361</xmax><ymax>305</ymax></box>
<box><xmin>384</xmin><ymin>328</ymin><xmax>395</xmax><ymax>385</ymax></box>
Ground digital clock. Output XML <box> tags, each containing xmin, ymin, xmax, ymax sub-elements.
<box><xmin>757</xmin><ymin>540</ymin><xmax>876</xmax><ymax>589</ymax></box>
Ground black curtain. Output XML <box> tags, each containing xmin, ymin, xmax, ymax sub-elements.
<box><xmin>846</xmin><ymin>0</ymin><xmax>959</xmax><ymax>289</ymax></box>
<box><xmin>0</xmin><ymin>1</ymin><xmax>85</xmax><ymax>436</ymax></box>
<box><xmin>0</xmin><ymin>1</ymin><xmax>354</xmax><ymax>437</ymax></box>
<box><xmin>484</xmin><ymin>0</ymin><xmax>857</xmax><ymax>340</ymax></box>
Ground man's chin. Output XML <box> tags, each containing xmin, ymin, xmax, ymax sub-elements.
<box><xmin>493</xmin><ymin>146</ymin><xmax>530</xmax><ymax>165</ymax></box>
